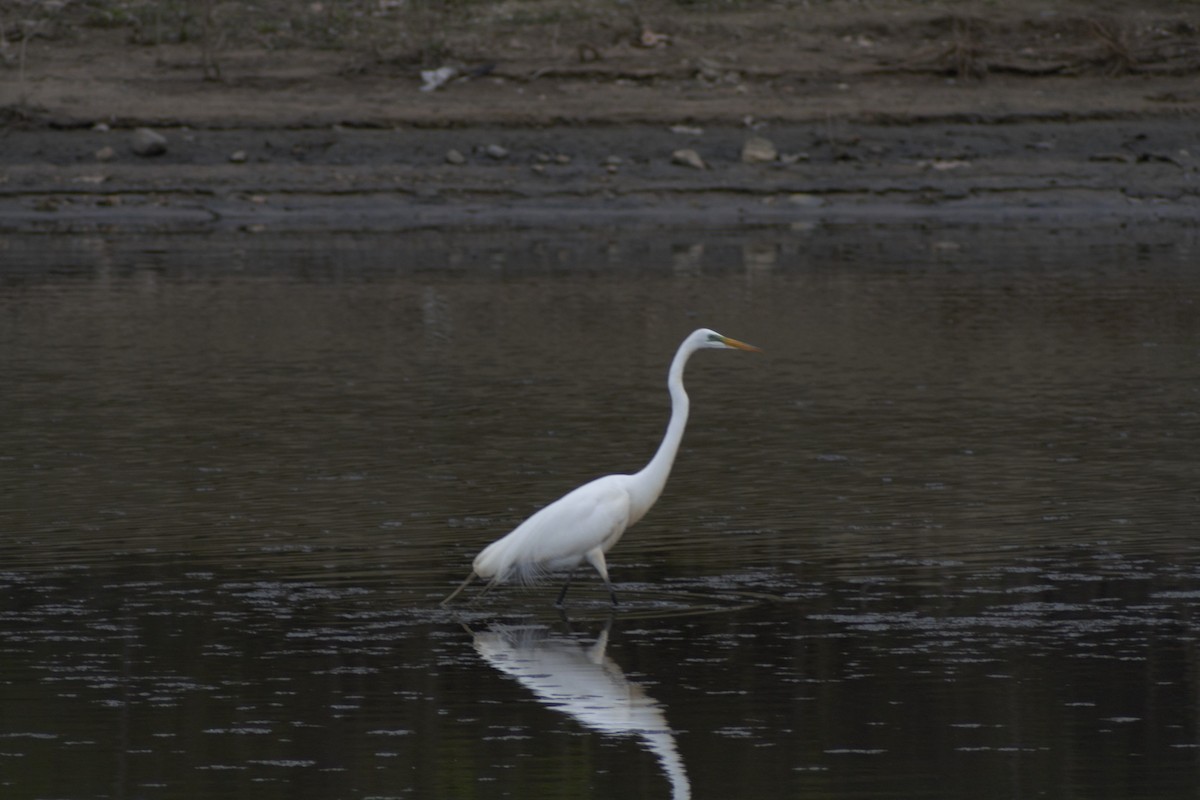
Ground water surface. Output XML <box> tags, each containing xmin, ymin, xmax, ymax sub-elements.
<box><xmin>2</xmin><ymin>225</ymin><xmax>1199</xmax><ymax>798</ymax></box>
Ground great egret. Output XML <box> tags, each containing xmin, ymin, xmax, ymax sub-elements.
<box><xmin>441</xmin><ymin>328</ymin><xmax>761</xmax><ymax>606</ymax></box>
<box><xmin>470</xmin><ymin>623</ymin><xmax>691</xmax><ymax>799</ymax></box>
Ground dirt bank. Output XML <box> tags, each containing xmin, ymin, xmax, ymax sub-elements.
<box><xmin>2</xmin><ymin>0</ymin><xmax>1198</xmax><ymax>233</ymax></box>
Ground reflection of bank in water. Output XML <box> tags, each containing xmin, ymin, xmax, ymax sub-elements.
<box><xmin>469</xmin><ymin>622</ymin><xmax>690</xmax><ymax>800</ymax></box>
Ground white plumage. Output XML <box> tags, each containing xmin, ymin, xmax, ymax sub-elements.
<box><xmin>442</xmin><ymin>328</ymin><xmax>760</xmax><ymax>606</ymax></box>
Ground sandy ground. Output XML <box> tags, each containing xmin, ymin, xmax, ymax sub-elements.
<box><xmin>1</xmin><ymin>0</ymin><xmax>1198</xmax><ymax>233</ymax></box>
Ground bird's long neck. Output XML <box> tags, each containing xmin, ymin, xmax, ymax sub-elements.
<box><xmin>630</xmin><ymin>342</ymin><xmax>693</xmax><ymax>520</ymax></box>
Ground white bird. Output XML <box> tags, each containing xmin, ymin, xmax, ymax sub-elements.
<box><xmin>470</xmin><ymin>623</ymin><xmax>690</xmax><ymax>798</ymax></box>
<box><xmin>442</xmin><ymin>328</ymin><xmax>761</xmax><ymax>606</ymax></box>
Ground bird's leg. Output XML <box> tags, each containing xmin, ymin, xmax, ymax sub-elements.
<box><xmin>554</xmin><ymin>567</ymin><xmax>578</xmax><ymax>607</ymax></box>
<box><xmin>475</xmin><ymin>575</ymin><xmax>502</xmax><ymax>602</ymax></box>
<box><xmin>440</xmin><ymin>571</ymin><xmax>477</xmax><ymax>606</ymax></box>
<box><xmin>606</xmin><ymin>580</ymin><xmax>620</xmax><ymax>607</ymax></box>
<box><xmin>585</xmin><ymin>548</ymin><xmax>619</xmax><ymax>607</ymax></box>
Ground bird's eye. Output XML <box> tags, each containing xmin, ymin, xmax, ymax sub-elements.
<box><xmin>706</xmin><ymin>333</ymin><xmax>721</xmax><ymax>343</ymax></box>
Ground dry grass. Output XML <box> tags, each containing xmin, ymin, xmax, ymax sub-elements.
<box><xmin>1085</xmin><ymin>16</ymin><xmax>1136</xmax><ymax>76</ymax></box>
<box><xmin>1</xmin><ymin>1</ymin><xmax>641</xmax><ymax>51</ymax></box>
<box><xmin>0</xmin><ymin>0</ymin><xmax>661</xmax><ymax>78</ymax></box>
<box><xmin>941</xmin><ymin>16</ymin><xmax>987</xmax><ymax>79</ymax></box>
<box><xmin>2</xmin><ymin>0</ymin><xmax>1198</xmax><ymax>82</ymax></box>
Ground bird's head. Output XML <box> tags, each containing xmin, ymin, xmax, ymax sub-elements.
<box><xmin>696</xmin><ymin>328</ymin><xmax>762</xmax><ymax>352</ymax></box>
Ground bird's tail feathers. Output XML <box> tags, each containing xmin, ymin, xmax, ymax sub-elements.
<box><xmin>474</xmin><ymin>536</ymin><xmax>566</xmax><ymax>587</ymax></box>
<box><xmin>510</xmin><ymin>559</ymin><xmax>551</xmax><ymax>587</ymax></box>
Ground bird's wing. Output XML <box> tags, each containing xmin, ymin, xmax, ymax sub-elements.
<box><xmin>527</xmin><ymin>476</ymin><xmax>632</xmax><ymax>565</ymax></box>
<box><xmin>474</xmin><ymin>475</ymin><xmax>633</xmax><ymax>582</ymax></box>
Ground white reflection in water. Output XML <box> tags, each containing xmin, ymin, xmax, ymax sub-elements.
<box><xmin>469</xmin><ymin>622</ymin><xmax>690</xmax><ymax>800</ymax></box>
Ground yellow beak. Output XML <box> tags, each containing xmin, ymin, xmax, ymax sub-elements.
<box><xmin>720</xmin><ymin>336</ymin><xmax>762</xmax><ymax>352</ymax></box>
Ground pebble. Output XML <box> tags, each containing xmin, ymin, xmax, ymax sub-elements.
<box><xmin>788</xmin><ymin>193</ymin><xmax>825</xmax><ymax>207</ymax></box>
<box><xmin>419</xmin><ymin>66</ymin><xmax>457</xmax><ymax>93</ymax></box>
<box><xmin>229</xmin><ymin>150</ymin><xmax>247</xmax><ymax>164</ymax></box>
<box><xmin>131</xmin><ymin>127</ymin><xmax>167</xmax><ymax>157</ymax></box>
<box><xmin>445</xmin><ymin>149</ymin><xmax>466</xmax><ymax>165</ymax></box>
<box><xmin>484</xmin><ymin>144</ymin><xmax>508</xmax><ymax>160</ymax></box>
<box><xmin>94</xmin><ymin>146</ymin><xmax>115</xmax><ymax>162</ymax></box>
<box><xmin>742</xmin><ymin>136</ymin><xmax>778</xmax><ymax>164</ymax></box>
<box><xmin>694</xmin><ymin>57</ymin><xmax>723</xmax><ymax>82</ymax></box>
<box><xmin>671</xmin><ymin>148</ymin><xmax>707</xmax><ymax>170</ymax></box>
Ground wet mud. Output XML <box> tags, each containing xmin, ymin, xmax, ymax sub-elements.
<box><xmin>2</xmin><ymin>1</ymin><xmax>1198</xmax><ymax>233</ymax></box>
<box><xmin>3</xmin><ymin>118</ymin><xmax>1198</xmax><ymax>234</ymax></box>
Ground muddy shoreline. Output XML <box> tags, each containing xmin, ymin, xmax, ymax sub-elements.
<box><xmin>2</xmin><ymin>118</ymin><xmax>1197</xmax><ymax>234</ymax></box>
<box><xmin>3</xmin><ymin>2</ymin><xmax>1198</xmax><ymax>234</ymax></box>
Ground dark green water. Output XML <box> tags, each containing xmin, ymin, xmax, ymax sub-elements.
<box><xmin>2</xmin><ymin>224</ymin><xmax>1198</xmax><ymax>799</ymax></box>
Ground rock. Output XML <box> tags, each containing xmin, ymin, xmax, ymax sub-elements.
<box><xmin>695</xmin><ymin>57</ymin><xmax>722</xmax><ymax>81</ymax></box>
<box><xmin>671</xmin><ymin>148</ymin><xmax>706</xmax><ymax>170</ymax></box>
<box><xmin>94</xmin><ymin>146</ymin><xmax>116</xmax><ymax>162</ymax></box>
<box><xmin>445</xmin><ymin>148</ymin><xmax>466</xmax><ymax>165</ymax></box>
<box><xmin>788</xmin><ymin>193</ymin><xmax>825</xmax><ymax>208</ymax></box>
<box><xmin>742</xmin><ymin>136</ymin><xmax>778</xmax><ymax>164</ymax></box>
<box><xmin>229</xmin><ymin>150</ymin><xmax>247</xmax><ymax>164</ymax></box>
<box><xmin>419</xmin><ymin>66</ymin><xmax>457</xmax><ymax>92</ymax></box>
<box><xmin>636</xmin><ymin>27</ymin><xmax>671</xmax><ymax>48</ymax></box>
<box><xmin>484</xmin><ymin>144</ymin><xmax>508</xmax><ymax>160</ymax></box>
<box><xmin>131</xmin><ymin>128</ymin><xmax>167</xmax><ymax>157</ymax></box>
<box><xmin>923</xmin><ymin>159</ymin><xmax>969</xmax><ymax>171</ymax></box>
